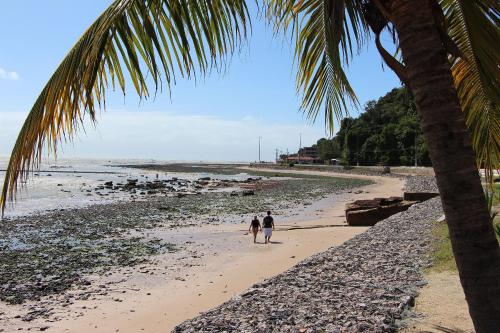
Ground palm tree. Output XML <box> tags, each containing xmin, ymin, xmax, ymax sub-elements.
<box><xmin>1</xmin><ymin>0</ymin><xmax>498</xmax><ymax>331</ymax></box>
<box><xmin>266</xmin><ymin>1</ymin><xmax>499</xmax><ymax>331</ymax></box>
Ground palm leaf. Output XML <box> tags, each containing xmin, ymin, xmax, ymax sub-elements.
<box><xmin>0</xmin><ymin>0</ymin><xmax>250</xmax><ymax>216</ymax></box>
<box><xmin>265</xmin><ymin>0</ymin><xmax>368</xmax><ymax>132</ymax></box>
<box><xmin>440</xmin><ymin>0</ymin><xmax>500</xmax><ymax>185</ymax></box>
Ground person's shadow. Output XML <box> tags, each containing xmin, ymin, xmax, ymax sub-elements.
<box><xmin>253</xmin><ymin>241</ymin><xmax>283</xmax><ymax>245</ymax></box>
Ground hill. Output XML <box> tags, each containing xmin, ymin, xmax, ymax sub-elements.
<box><xmin>315</xmin><ymin>87</ymin><xmax>432</xmax><ymax>166</ymax></box>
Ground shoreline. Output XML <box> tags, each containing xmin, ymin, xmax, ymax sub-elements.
<box><xmin>0</xmin><ymin>168</ymin><xmax>403</xmax><ymax>333</ymax></box>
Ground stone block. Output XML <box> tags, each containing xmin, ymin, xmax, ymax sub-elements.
<box><xmin>403</xmin><ymin>192</ymin><xmax>439</xmax><ymax>202</ymax></box>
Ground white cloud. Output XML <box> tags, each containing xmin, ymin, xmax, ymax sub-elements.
<box><xmin>0</xmin><ymin>67</ymin><xmax>20</xmax><ymax>80</ymax></box>
<box><xmin>0</xmin><ymin>111</ymin><xmax>325</xmax><ymax>162</ymax></box>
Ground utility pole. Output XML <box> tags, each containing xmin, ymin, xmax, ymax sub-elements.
<box><xmin>275</xmin><ymin>148</ymin><xmax>279</xmax><ymax>164</ymax></box>
<box><xmin>414</xmin><ymin>132</ymin><xmax>418</xmax><ymax>167</ymax></box>
<box><xmin>258</xmin><ymin>136</ymin><xmax>262</xmax><ymax>163</ymax></box>
<box><xmin>356</xmin><ymin>135</ymin><xmax>359</xmax><ymax>167</ymax></box>
<box><xmin>299</xmin><ymin>132</ymin><xmax>302</xmax><ymax>164</ymax></box>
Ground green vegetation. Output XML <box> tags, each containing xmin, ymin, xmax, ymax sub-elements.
<box><xmin>1</xmin><ymin>1</ymin><xmax>496</xmax><ymax>328</ymax></box>
<box><xmin>491</xmin><ymin>184</ymin><xmax>500</xmax><ymax>238</ymax></box>
<box><xmin>431</xmin><ymin>212</ymin><xmax>500</xmax><ymax>273</ymax></box>
<box><xmin>314</xmin><ymin>87</ymin><xmax>431</xmax><ymax>166</ymax></box>
<box><xmin>493</xmin><ymin>183</ymin><xmax>500</xmax><ymax>206</ymax></box>
<box><xmin>430</xmin><ymin>222</ymin><xmax>457</xmax><ymax>273</ymax></box>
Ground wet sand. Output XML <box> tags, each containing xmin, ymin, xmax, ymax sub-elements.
<box><xmin>2</xmin><ymin>169</ymin><xmax>403</xmax><ymax>333</ymax></box>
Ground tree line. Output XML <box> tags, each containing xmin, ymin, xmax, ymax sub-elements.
<box><xmin>314</xmin><ymin>87</ymin><xmax>431</xmax><ymax>167</ymax></box>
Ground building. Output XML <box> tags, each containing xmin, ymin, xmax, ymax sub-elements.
<box><xmin>280</xmin><ymin>146</ymin><xmax>323</xmax><ymax>164</ymax></box>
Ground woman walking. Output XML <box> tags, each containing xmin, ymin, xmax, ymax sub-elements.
<box><xmin>249</xmin><ymin>216</ymin><xmax>261</xmax><ymax>243</ymax></box>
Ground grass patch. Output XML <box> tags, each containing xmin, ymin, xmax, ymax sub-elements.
<box><xmin>489</xmin><ymin>183</ymin><xmax>500</xmax><ymax>239</ymax></box>
<box><xmin>493</xmin><ymin>215</ymin><xmax>500</xmax><ymax>240</ymax></box>
<box><xmin>429</xmin><ymin>182</ymin><xmax>499</xmax><ymax>272</ymax></box>
<box><xmin>429</xmin><ymin>221</ymin><xmax>457</xmax><ymax>272</ymax></box>
<box><xmin>493</xmin><ymin>183</ymin><xmax>500</xmax><ymax>206</ymax></box>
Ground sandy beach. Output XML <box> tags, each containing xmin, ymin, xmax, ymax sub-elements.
<box><xmin>54</xmin><ymin>170</ymin><xmax>401</xmax><ymax>333</ymax></box>
<box><xmin>0</xmin><ymin>167</ymin><xmax>403</xmax><ymax>333</ymax></box>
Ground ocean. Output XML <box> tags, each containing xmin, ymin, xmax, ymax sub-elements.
<box><xmin>0</xmin><ymin>157</ymin><xmax>250</xmax><ymax>218</ymax></box>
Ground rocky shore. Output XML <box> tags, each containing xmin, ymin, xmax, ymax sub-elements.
<box><xmin>174</xmin><ymin>183</ymin><xmax>442</xmax><ymax>332</ymax></box>
<box><xmin>0</xmin><ymin>170</ymin><xmax>370</xmax><ymax>326</ymax></box>
<box><xmin>404</xmin><ymin>176</ymin><xmax>438</xmax><ymax>193</ymax></box>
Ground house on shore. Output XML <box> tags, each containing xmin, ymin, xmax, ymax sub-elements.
<box><xmin>279</xmin><ymin>146</ymin><xmax>323</xmax><ymax>164</ymax></box>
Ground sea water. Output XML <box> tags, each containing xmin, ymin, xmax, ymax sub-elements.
<box><xmin>0</xmin><ymin>157</ymin><xmax>250</xmax><ymax>218</ymax></box>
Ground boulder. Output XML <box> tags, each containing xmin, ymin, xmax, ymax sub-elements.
<box><xmin>242</xmin><ymin>190</ymin><xmax>255</xmax><ymax>196</ymax></box>
<box><xmin>145</xmin><ymin>180</ymin><xmax>165</xmax><ymax>189</ymax></box>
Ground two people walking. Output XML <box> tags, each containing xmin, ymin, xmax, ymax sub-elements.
<box><xmin>249</xmin><ymin>211</ymin><xmax>274</xmax><ymax>244</ymax></box>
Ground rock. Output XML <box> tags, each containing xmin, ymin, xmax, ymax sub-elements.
<box><xmin>242</xmin><ymin>190</ymin><xmax>255</xmax><ymax>196</ymax></box>
<box><xmin>198</xmin><ymin>177</ymin><xmax>211</xmax><ymax>181</ymax></box>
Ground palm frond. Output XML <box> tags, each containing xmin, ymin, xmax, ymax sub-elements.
<box><xmin>440</xmin><ymin>0</ymin><xmax>500</xmax><ymax>185</ymax></box>
<box><xmin>265</xmin><ymin>0</ymin><xmax>369</xmax><ymax>133</ymax></box>
<box><xmin>0</xmin><ymin>0</ymin><xmax>250</xmax><ymax>216</ymax></box>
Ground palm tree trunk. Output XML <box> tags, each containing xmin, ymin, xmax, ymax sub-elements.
<box><xmin>389</xmin><ymin>1</ymin><xmax>500</xmax><ymax>331</ymax></box>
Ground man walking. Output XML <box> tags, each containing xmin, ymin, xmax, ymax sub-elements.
<box><xmin>262</xmin><ymin>211</ymin><xmax>275</xmax><ymax>244</ymax></box>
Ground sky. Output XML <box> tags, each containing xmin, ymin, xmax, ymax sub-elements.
<box><xmin>0</xmin><ymin>1</ymin><xmax>400</xmax><ymax>162</ymax></box>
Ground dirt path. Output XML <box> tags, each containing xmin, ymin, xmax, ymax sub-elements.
<box><xmin>5</xmin><ymin>169</ymin><xmax>404</xmax><ymax>333</ymax></box>
<box><xmin>402</xmin><ymin>271</ymin><xmax>474</xmax><ymax>333</ymax></box>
